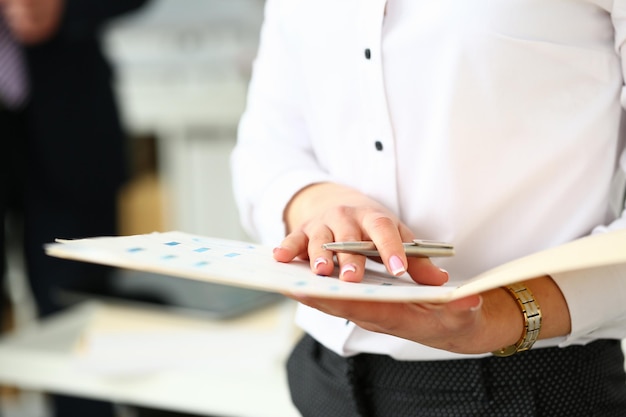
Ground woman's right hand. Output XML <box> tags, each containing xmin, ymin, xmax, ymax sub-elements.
<box><xmin>272</xmin><ymin>182</ymin><xmax>449</xmax><ymax>286</ymax></box>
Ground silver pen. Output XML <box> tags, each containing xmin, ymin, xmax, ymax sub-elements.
<box><xmin>322</xmin><ymin>239</ymin><xmax>454</xmax><ymax>258</ymax></box>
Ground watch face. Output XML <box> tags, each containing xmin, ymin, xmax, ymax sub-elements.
<box><xmin>492</xmin><ymin>344</ymin><xmax>521</xmax><ymax>357</ymax></box>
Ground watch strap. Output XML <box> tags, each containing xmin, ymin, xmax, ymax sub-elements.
<box><xmin>492</xmin><ymin>282</ymin><xmax>542</xmax><ymax>357</ymax></box>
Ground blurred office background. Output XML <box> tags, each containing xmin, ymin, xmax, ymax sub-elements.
<box><xmin>109</xmin><ymin>0</ymin><xmax>263</xmax><ymax>240</ymax></box>
<box><xmin>1</xmin><ymin>1</ymin><xmax>297</xmax><ymax>416</ymax></box>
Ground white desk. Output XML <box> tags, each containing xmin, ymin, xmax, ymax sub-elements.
<box><xmin>0</xmin><ymin>300</ymin><xmax>301</xmax><ymax>417</ymax></box>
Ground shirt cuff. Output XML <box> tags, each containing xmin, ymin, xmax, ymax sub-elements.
<box><xmin>551</xmin><ymin>263</ymin><xmax>626</xmax><ymax>347</ymax></box>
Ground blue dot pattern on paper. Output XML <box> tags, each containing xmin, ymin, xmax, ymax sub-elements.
<box><xmin>120</xmin><ymin>235</ymin><xmax>410</xmax><ymax>297</ymax></box>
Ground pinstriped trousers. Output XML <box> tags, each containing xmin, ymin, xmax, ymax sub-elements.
<box><xmin>287</xmin><ymin>334</ymin><xmax>626</xmax><ymax>417</ymax></box>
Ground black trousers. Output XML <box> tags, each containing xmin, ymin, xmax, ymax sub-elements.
<box><xmin>287</xmin><ymin>334</ymin><xmax>626</xmax><ymax>417</ymax></box>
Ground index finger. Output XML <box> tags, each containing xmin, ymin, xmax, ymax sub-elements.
<box><xmin>362</xmin><ymin>213</ymin><xmax>410</xmax><ymax>276</ymax></box>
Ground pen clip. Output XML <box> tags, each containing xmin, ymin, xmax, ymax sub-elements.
<box><xmin>411</xmin><ymin>239</ymin><xmax>454</xmax><ymax>249</ymax></box>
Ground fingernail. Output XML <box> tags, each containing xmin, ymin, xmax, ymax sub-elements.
<box><xmin>314</xmin><ymin>257</ymin><xmax>328</xmax><ymax>271</ymax></box>
<box><xmin>340</xmin><ymin>264</ymin><xmax>357</xmax><ymax>280</ymax></box>
<box><xmin>439</xmin><ymin>268</ymin><xmax>449</xmax><ymax>283</ymax></box>
<box><xmin>389</xmin><ymin>255</ymin><xmax>406</xmax><ymax>276</ymax></box>
<box><xmin>273</xmin><ymin>247</ymin><xmax>282</xmax><ymax>254</ymax></box>
<box><xmin>470</xmin><ymin>295</ymin><xmax>483</xmax><ymax>312</ymax></box>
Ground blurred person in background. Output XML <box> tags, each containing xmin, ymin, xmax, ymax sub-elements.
<box><xmin>0</xmin><ymin>0</ymin><xmax>149</xmax><ymax>416</ymax></box>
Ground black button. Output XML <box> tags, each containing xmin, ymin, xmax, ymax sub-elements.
<box><xmin>375</xmin><ymin>141</ymin><xmax>383</xmax><ymax>151</ymax></box>
<box><xmin>364</xmin><ymin>48</ymin><xmax>371</xmax><ymax>59</ymax></box>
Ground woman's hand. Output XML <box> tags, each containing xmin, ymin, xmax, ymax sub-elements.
<box><xmin>291</xmin><ymin>275</ymin><xmax>570</xmax><ymax>355</ymax></box>
<box><xmin>273</xmin><ymin>182</ymin><xmax>449</xmax><ymax>285</ymax></box>
<box><xmin>292</xmin><ymin>288</ymin><xmax>508</xmax><ymax>354</ymax></box>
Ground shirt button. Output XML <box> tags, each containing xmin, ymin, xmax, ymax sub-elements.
<box><xmin>375</xmin><ymin>141</ymin><xmax>383</xmax><ymax>151</ymax></box>
<box><xmin>364</xmin><ymin>48</ymin><xmax>371</xmax><ymax>59</ymax></box>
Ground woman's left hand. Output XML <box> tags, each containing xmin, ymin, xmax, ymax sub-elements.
<box><xmin>290</xmin><ymin>286</ymin><xmax>520</xmax><ymax>354</ymax></box>
<box><xmin>288</xmin><ymin>274</ymin><xmax>571</xmax><ymax>355</ymax></box>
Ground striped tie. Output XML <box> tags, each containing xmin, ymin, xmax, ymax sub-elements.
<box><xmin>0</xmin><ymin>17</ymin><xmax>28</xmax><ymax>109</ymax></box>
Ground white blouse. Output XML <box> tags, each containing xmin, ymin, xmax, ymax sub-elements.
<box><xmin>231</xmin><ymin>0</ymin><xmax>626</xmax><ymax>360</ymax></box>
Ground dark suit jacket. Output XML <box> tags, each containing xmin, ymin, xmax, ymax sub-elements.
<box><xmin>24</xmin><ymin>0</ymin><xmax>149</xmax><ymax>205</ymax></box>
<box><xmin>9</xmin><ymin>0</ymin><xmax>151</xmax><ymax>319</ymax></box>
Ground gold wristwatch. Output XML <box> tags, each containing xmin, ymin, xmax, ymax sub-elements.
<box><xmin>492</xmin><ymin>283</ymin><xmax>542</xmax><ymax>357</ymax></box>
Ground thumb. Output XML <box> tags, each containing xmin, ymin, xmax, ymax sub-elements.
<box><xmin>447</xmin><ymin>294</ymin><xmax>483</xmax><ymax>313</ymax></box>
